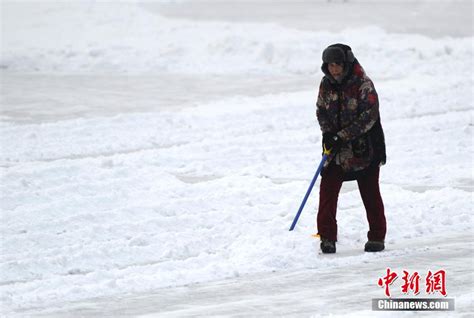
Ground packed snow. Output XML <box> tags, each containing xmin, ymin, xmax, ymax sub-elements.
<box><xmin>0</xmin><ymin>1</ymin><xmax>472</xmax><ymax>316</ymax></box>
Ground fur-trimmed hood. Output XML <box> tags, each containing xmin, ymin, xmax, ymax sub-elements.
<box><xmin>321</xmin><ymin>44</ymin><xmax>359</xmax><ymax>85</ymax></box>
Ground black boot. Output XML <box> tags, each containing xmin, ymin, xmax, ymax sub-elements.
<box><xmin>320</xmin><ymin>238</ymin><xmax>336</xmax><ymax>254</ymax></box>
<box><xmin>364</xmin><ymin>240</ymin><xmax>385</xmax><ymax>252</ymax></box>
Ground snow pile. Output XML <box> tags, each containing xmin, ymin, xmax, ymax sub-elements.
<box><xmin>1</xmin><ymin>2</ymin><xmax>472</xmax><ymax>77</ymax></box>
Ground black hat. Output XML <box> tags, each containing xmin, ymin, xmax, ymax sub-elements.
<box><xmin>322</xmin><ymin>46</ymin><xmax>346</xmax><ymax>64</ymax></box>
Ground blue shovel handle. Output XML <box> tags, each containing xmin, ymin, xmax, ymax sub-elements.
<box><xmin>289</xmin><ymin>153</ymin><xmax>329</xmax><ymax>231</ymax></box>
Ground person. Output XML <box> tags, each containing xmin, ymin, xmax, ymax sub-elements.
<box><xmin>315</xmin><ymin>43</ymin><xmax>387</xmax><ymax>254</ymax></box>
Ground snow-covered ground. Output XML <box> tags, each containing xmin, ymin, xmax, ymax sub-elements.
<box><xmin>1</xmin><ymin>1</ymin><xmax>473</xmax><ymax>316</ymax></box>
<box><xmin>24</xmin><ymin>233</ymin><xmax>474</xmax><ymax>317</ymax></box>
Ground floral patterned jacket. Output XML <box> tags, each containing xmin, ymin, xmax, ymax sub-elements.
<box><xmin>316</xmin><ymin>59</ymin><xmax>386</xmax><ymax>179</ymax></box>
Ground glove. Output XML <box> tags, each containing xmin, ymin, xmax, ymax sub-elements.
<box><xmin>322</xmin><ymin>132</ymin><xmax>343</xmax><ymax>153</ymax></box>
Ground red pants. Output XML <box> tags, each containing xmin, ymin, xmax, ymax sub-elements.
<box><xmin>317</xmin><ymin>163</ymin><xmax>386</xmax><ymax>242</ymax></box>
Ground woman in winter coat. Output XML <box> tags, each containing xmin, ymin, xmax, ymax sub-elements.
<box><xmin>316</xmin><ymin>43</ymin><xmax>387</xmax><ymax>254</ymax></box>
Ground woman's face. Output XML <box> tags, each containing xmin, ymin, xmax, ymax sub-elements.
<box><xmin>328</xmin><ymin>62</ymin><xmax>344</xmax><ymax>80</ymax></box>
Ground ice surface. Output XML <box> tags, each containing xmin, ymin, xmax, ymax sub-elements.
<box><xmin>148</xmin><ymin>0</ymin><xmax>473</xmax><ymax>38</ymax></box>
<box><xmin>0</xmin><ymin>0</ymin><xmax>473</xmax><ymax>316</ymax></box>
